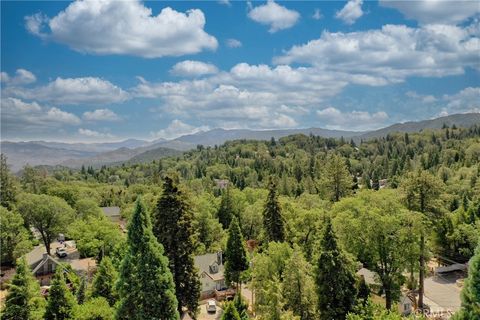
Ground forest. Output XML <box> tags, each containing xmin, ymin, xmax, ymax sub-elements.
<box><xmin>1</xmin><ymin>124</ymin><xmax>480</xmax><ymax>320</ymax></box>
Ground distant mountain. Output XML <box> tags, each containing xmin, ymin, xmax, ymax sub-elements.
<box><xmin>32</xmin><ymin>138</ymin><xmax>149</xmax><ymax>153</ymax></box>
<box><xmin>119</xmin><ymin>147</ymin><xmax>183</xmax><ymax>165</ymax></box>
<box><xmin>358</xmin><ymin>113</ymin><xmax>480</xmax><ymax>141</ymax></box>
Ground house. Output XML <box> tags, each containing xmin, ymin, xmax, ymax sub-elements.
<box><xmin>214</xmin><ymin>179</ymin><xmax>229</xmax><ymax>189</ymax></box>
<box><xmin>194</xmin><ymin>252</ymin><xmax>229</xmax><ymax>299</ymax></box>
<box><xmin>101</xmin><ymin>206</ymin><xmax>121</xmax><ymax>223</ymax></box>
<box><xmin>398</xmin><ymin>294</ymin><xmax>413</xmax><ymax>316</ymax></box>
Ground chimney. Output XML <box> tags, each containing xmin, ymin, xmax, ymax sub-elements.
<box><xmin>217</xmin><ymin>251</ymin><xmax>223</xmax><ymax>265</ymax></box>
<box><xmin>42</xmin><ymin>252</ymin><xmax>49</xmax><ymax>260</ymax></box>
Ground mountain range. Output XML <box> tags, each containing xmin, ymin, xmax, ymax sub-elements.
<box><xmin>2</xmin><ymin>113</ymin><xmax>479</xmax><ymax>172</ymax></box>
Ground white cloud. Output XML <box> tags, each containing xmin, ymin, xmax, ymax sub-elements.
<box><xmin>218</xmin><ymin>0</ymin><xmax>231</xmax><ymax>6</ymax></box>
<box><xmin>312</xmin><ymin>8</ymin><xmax>323</xmax><ymax>20</ymax></box>
<box><xmin>336</xmin><ymin>0</ymin><xmax>364</xmax><ymax>25</ymax></box>
<box><xmin>170</xmin><ymin>60</ymin><xmax>218</xmax><ymax>77</ymax></box>
<box><xmin>316</xmin><ymin>107</ymin><xmax>389</xmax><ymax>130</ymax></box>
<box><xmin>275</xmin><ymin>23</ymin><xmax>479</xmax><ymax>84</ymax></box>
<box><xmin>151</xmin><ymin>119</ymin><xmax>209</xmax><ymax>139</ymax></box>
<box><xmin>83</xmin><ymin>109</ymin><xmax>120</xmax><ymax>121</ymax></box>
<box><xmin>380</xmin><ymin>0</ymin><xmax>480</xmax><ymax>25</ymax></box>
<box><xmin>248</xmin><ymin>0</ymin><xmax>300</xmax><ymax>33</ymax></box>
<box><xmin>78</xmin><ymin>128</ymin><xmax>115</xmax><ymax>138</ymax></box>
<box><xmin>443</xmin><ymin>87</ymin><xmax>480</xmax><ymax>113</ymax></box>
<box><xmin>1</xmin><ymin>69</ymin><xmax>36</xmax><ymax>85</ymax></box>
<box><xmin>7</xmin><ymin>77</ymin><xmax>129</xmax><ymax>105</ymax></box>
<box><xmin>25</xmin><ymin>0</ymin><xmax>218</xmax><ymax>58</ymax></box>
<box><xmin>47</xmin><ymin>107</ymin><xmax>82</xmax><ymax>125</ymax></box>
<box><xmin>406</xmin><ymin>91</ymin><xmax>437</xmax><ymax>103</ymax></box>
<box><xmin>226</xmin><ymin>38</ymin><xmax>242</xmax><ymax>48</ymax></box>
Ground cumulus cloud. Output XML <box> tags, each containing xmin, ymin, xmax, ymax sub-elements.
<box><xmin>6</xmin><ymin>77</ymin><xmax>129</xmax><ymax>105</ymax></box>
<box><xmin>274</xmin><ymin>23</ymin><xmax>479</xmax><ymax>84</ymax></box>
<box><xmin>443</xmin><ymin>87</ymin><xmax>480</xmax><ymax>113</ymax></box>
<box><xmin>380</xmin><ymin>0</ymin><xmax>480</xmax><ymax>25</ymax></box>
<box><xmin>316</xmin><ymin>107</ymin><xmax>389</xmax><ymax>130</ymax></box>
<box><xmin>170</xmin><ymin>60</ymin><xmax>218</xmax><ymax>77</ymax></box>
<box><xmin>406</xmin><ymin>91</ymin><xmax>437</xmax><ymax>103</ymax></box>
<box><xmin>25</xmin><ymin>0</ymin><xmax>218</xmax><ymax>58</ymax></box>
<box><xmin>151</xmin><ymin>119</ymin><xmax>209</xmax><ymax>139</ymax></box>
<box><xmin>312</xmin><ymin>8</ymin><xmax>323</xmax><ymax>20</ymax></box>
<box><xmin>226</xmin><ymin>38</ymin><xmax>242</xmax><ymax>48</ymax></box>
<box><xmin>78</xmin><ymin>128</ymin><xmax>115</xmax><ymax>138</ymax></box>
<box><xmin>83</xmin><ymin>109</ymin><xmax>120</xmax><ymax>121</ymax></box>
<box><xmin>1</xmin><ymin>69</ymin><xmax>36</xmax><ymax>85</ymax></box>
<box><xmin>248</xmin><ymin>0</ymin><xmax>300</xmax><ymax>33</ymax></box>
<box><xmin>336</xmin><ymin>0</ymin><xmax>364</xmax><ymax>25</ymax></box>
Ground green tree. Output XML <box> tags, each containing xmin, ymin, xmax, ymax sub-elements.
<box><xmin>116</xmin><ymin>197</ymin><xmax>179</xmax><ymax>320</ymax></box>
<box><xmin>74</xmin><ymin>199</ymin><xmax>103</xmax><ymax>219</ymax></box>
<box><xmin>282</xmin><ymin>248</ymin><xmax>317</xmax><ymax>320</ymax></box>
<box><xmin>263</xmin><ymin>179</ymin><xmax>285</xmax><ymax>242</ymax></box>
<box><xmin>225</xmin><ymin>217</ymin><xmax>249</xmax><ymax>289</ymax></box>
<box><xmin>1</xmin><ymin>258</ymin><xmax>45</xmax><ymax>320</ymax></box>
<box><xmin>76</xmin><ymin>277</ymin><xmax>87</xmax><ymax>305</ymax></box>
<box><xmin>322</xmin><ymin>154</ymin><xmax>351</xmax><ymax>202</ymax></box>
<box><xmin>0</xmin><ymin>207</ymin><xmax>32</xmax><ymax>265</ymax></box>
<box><xmin>316</xmin><ymin>220</ymin><xmax>357</xmax><ymax>320</ymax></box>
<box><xmin>221</xmin><ymin>302</ymin><xmax>242</xmax><ymax>320</ymax></box>
<box><xmin>217</xmin><ymin>187</ymin><xmax>235</xmax><ymax>229</ymax></box>
<box><xmin>44</xmin><ymin>268</ymin><xmax>77</xmax><ymax>320</ymax></box>
<box><xmin>152</xmin><ymin>176</ymin><xmax>200</xmax><ymax>316</ymax></box>
<box><xmin>17</xmin><ymin>193</ymin><xmax>75</xmax><ymax>255</ymax></box>
<box><xmin>91</xmin><ymin>256</ymin><xmax>118</xmax><ymax>306</ymax></box>
<box><xmin>74</xmin><ymin>297</ymin><xmax>114</xmax><ymax>320</ymax></box>
<box><xmin>356</xmin><ymin>276</ymin><xmax>370</xmax><ymax>306</ymax></box>
<box><xmin>401</xmin><ymin>170</ymin><xmax>444</xmax><ymax>309</ymax></box>
<box><xmin>453</xmin><ymin>243</ymin><xmax>480</xmax><ymax>319</ymax></box>
<box><xmin>0</xmin><ymin>154</ymin><xmax>16</xmax><ymax>209</ymax></box>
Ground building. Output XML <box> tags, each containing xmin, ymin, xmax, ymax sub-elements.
<box><xmin>194</xmin><ymin>252</ymin><xmax>232</xmax><ymax>300</ymax></box>
<box><xmin>101</xmin><ymin>206</ymin><xmax>121</xmax><ymax>223</ymax></box>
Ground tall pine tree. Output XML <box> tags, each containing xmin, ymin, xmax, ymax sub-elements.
<box><xmin>316</xmin><ymin>220</ymin><xmax>357</xmax><ymax>320</ymax></box>
<box><xmin>221</xmin><ymin>302</ymin><xmax>242</xmax><ymax>320</ymax></box>
<box><xmin>217</xmin><ymin>187</ymin><xmax>235</xmax><ymax>229</ymax></box>
<box><xmin>44</xmin><ymin>267</ymin><xmax>77</xmax><ymax>320</ymax></box>
<box><xmin>225</xmin><ymin>217</ymin><xmax>249</xmax><ymax>289</ymax></box>
<box><xmin>153</xmin><ymin>176</ymin><xmax>200</xmax><ymax>316</ymax></box>
<box><xmin>263</xmin><ymin>179</ymin><xmax>285</xmax><ymax>242</ymax></box>
<box><xmin>117</xmin><ymin>197</ymin><xmax>179</xmax><ymax>320</ymax></box>
<box><xmin>91</xmin><ymin>256</ymin><xmax>118</xmax><ymax>307</ymax></box>
<box><xmin>2</xmin><ymin>258</ymin><xmax>44</xmax><ymax>320</ymax></box>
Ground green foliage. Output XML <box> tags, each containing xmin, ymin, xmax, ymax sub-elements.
<box><xmin>347</xmin><ymin>299</ymin><xmax>407</xmax><ymax>320</ymax></box>
<box><xmin>316</xmin><ymin>220</ymin><xmax>357</xmax><ymax>320</ymax></box>
<box><xmin>0</xmin><ymin>207</ymin><xmax>32</xmax><ymax>265</ymax></box>
<box><xmin>217</xmin><ymin>187</ymin><xmax>236</xmax><ymax>229</ymax></box>
<box><xmin>44</xmin><ymin>268</ymin><xmax>77</xmax><ymax>320</ymax></box>
<box><xmin>225</xmin><ymin>217</ymin><xmax>249</xmax><ymax>287</ymax></box>
<box><xmin>116</xmin><ymin>197</ymin><xmax>179</xmax><ymax>320</ymax></box>
<box><xmin>263</xmin><ymin>179</ymin><xmax>285</xmax><ymax>242</ymax></box>
<box><xmin>1</xmin><ymin>258</ymin><xmax>45</xmax><ymax>320</ymax></box>
<box><xmin>0</xmin><ymin>154</ymin><xmax>16</xmax><ymax>209</ymax></box>
<box><xmin>221</xmin><ymin>302</ymin><xmax>242</xmax><ymax>320</ymax></box>
<box><xmin>91</xmin><ymin>257</ymin><xmax>118</xmax><ymax>306</ymax></box>
<box><xmin>76</xmin><ymin>277</ymin><xmax>87</xmax><ymax>305</ymax></box>
<box><xmin>74</xmin><ymin>198</ymin><xmax>103</xmax><ymax>219</ymax></box>
<box><xmin>74</xmin><ymin>297</ymin><xmax>114</xmax><ymax>320</ymax></box>
<box><xmin>17</xmin><ymin>193</ymin><xmax>75</xmax><ymax>255</ymax></box>
<box><xmin>322</xmin><ymin>153</ymin><xmax>352</xmax><ymax>202</ymax></box>
<box><xmin>453</xmin><ymin>243</ymin><xmax>480</xmax><ymax>319</ymax></box>
<box><xmin>233</xmin><ymin>294</ymin><xmax>250</xmax><ymax>320</ymax></box>
<box><xmin>152</xmin><ymin>176</ymin><xmax>200</xmax><ymax>316</ymax></box>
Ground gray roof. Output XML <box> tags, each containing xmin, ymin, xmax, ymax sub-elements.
<box><xmin>194</xmin><ymin>253</ymin><xmax>224</xmax><ymax>281</ymax></box>
<box><xmin>356</xmin><ymin>268</ymin><xmax>379</xmax><ymax>286</ymax></box>
<box><xmin>101</xmin><ymin>206</ymin><xmax>121</xmax><ymax>217</ymax></box>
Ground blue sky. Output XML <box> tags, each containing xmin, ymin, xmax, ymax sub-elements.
<box><xmin>1</xmin><ymin>0</ymin><xmax>479</xmax><ymax>142</ymax></box>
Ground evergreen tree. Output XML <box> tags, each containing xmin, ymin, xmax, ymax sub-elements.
<box><xmin>44</xmin><ymin>267</ymin><xmax>77</xmax><ymax>320</ymax></box>
<box><xmin>76</xmin><ymin>277</ymin><xmax>87</xmax><ymax>305</ymax></box>
<box><xmin>0</xmin><ymin>154</ymin><xmax>16</xmax><ymax>209</ymax></box>
<box><xmin>316</xmin><ymin>220</ymin><xmax>357</xmax><ymax>320</ymax></box>
<box><xmin>117</xmin><ymin>197</ymin><xmax>179</xmax><ymax>320</ymax></box>
<box><xmin>225</xmin><ymin>217</ymin><xmax>249</xmax><ymax>289</ymax></box>
<box><xmin>233</xmin><ymin>294</ymin><xmax>250</xmax><ymax>320</ymax></box>
<box><xmin>263</xmin><ymin>179</ymin><xmax>285</xmax><ymax>242</ymax></box>
<box><xmin>91</xmin><ymin>256</ymin><xmax>118</xmax><ymax>306</ymax></box>
<box><xmin>217</xmin><ymin>187</ymin><xmax>235</xmax><ymax>229</ymax></box>
<box><xmin>2</xmin><ymin>258</ymin><xmax>44</xmax><ymax>320</ymax></box>
<box><xmin>322</xmin><ymin>154</ymin><xmax>351</xmax><ymax>202</ymax></box>
<box><xmin>453</xmin><ymin>243</ymin><xmax>480</xmax><ymax>320</ymax></box>
<box><xmin>152</xmin><ymin>176</ymin><xmax>200</xmax><ymax>316</ymax></box>
<box><xmin>356</xmin><ymin>276</ymin><xmax>370</xmax><ymax>306</ymax></box>
<box><xmin>221</xmin><ymin>302</ymin><xmax>242</xmax><ymax>320</ymax></box>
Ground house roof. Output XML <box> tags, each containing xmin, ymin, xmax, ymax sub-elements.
<box><xmin>194</xmin><ymin>253</ymin><xmax>224</xmax><ymax>282</ymax></box>
<box><xmin>69</xmin><ymin>258</ymin><xmax>96</xmax><ymax>273</ymax></box>
<box><xmin>356</xmin><ymin>267</ymin><xmax>379</xmax><ymax>286</ymax></box>
<box><xmin>101</xmin><ymin>206</ymin><xmax>121</xmax><ymax>217</ymax></box>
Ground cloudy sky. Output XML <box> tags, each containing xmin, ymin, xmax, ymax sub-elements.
<box><xmin>1</xmin><ymin>0</ymin><xmax>479</xmax><ymax>142</ymax></box>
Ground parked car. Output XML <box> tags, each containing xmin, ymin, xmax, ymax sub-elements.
<box><xmin>206</xmin><ymin>299</ymin><xmax>216</xmax><ymax>313</ymax></box>
<box><xmin>56</xmin><ymin>247</ymin><xmax>67</xmax><ymax>258</ymax></box>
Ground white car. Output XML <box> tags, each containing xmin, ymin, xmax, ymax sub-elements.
<box><xmin>206</xmin><ymin>299</ymin><xmax>216</xmax><ymax>313</ymax></box>
<box><xmin>56</xmin><ymin>247</ymin><xmax>67</xmax><ymax>258</ymax></box>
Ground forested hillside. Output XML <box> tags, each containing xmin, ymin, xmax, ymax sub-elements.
<box><xmin>1</xmin><ymin>124</ymin><xmax>479</xmax><ymax>319</ymax></box>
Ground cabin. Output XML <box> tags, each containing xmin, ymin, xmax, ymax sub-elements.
<box><xmin>101</xmin><ymin>206</ymin><xmax>121</xmax><ymax>223</ymax></box>
<box><xmin>194</xmin><ymin>252</ymin><xmax>230</xmax><ymax>300</ymax></box>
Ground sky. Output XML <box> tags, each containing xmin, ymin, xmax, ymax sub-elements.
<box><xmin>1</xmin><ymin>0</ymin><xmax>479</xmax><ymax>142</ymax></box>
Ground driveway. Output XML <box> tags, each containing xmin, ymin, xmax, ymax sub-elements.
<box><xmin>424</xmin><ymin>273</ymin><xmax>462</xmax><ymax>314</ymax></box>
<box><xmin>198</xmin><ymin>303</ymin><xmax>223</xmax><ymax>320</ymax></box>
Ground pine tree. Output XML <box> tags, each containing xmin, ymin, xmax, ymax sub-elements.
<box><xmin>0</xmin><ymin>154</ymin><xmax>16</xmax><ymax>209</ymax></box>
<box><xmin>217</xmin><ymin>187</ymin><xmax>235</xmax><ymax>229</ymax></box>
<box><xmin>453</xmin><ymin>243</ymin><xmax>480</xmax><ymax>319</ymax></box>
<box><xmin>76</xmin><ymin>277</ymin><xmax>87</xmax><ymax>305</ymax></box>
<box><xmin>152</xmin><ymin>176</ymin><xmax>200</xmax><ymax>316</ymax></box>
<box><xmin>233</xmin><ymin>294</ymin><xmax>249</xmax><ymax>320</ymax></box>
<box><xmin>316</xmin><ymin>220</ymin><xmax>357</xmax><ymax>320</ymax></box>
<box><xmin>44</xmin><ymin>267</ymin><xmax>77</xmax><ymax>320</ymax></box>
<box><xmin>91</xmin><ymin>256</ymin><xmax>118</xmax><ymax>306</ymax></box>
<box><xmin>225</xmin><ymin>217</ymin><xmax>249</xmax><ymax>289</ymax></box>
<box><xmin>2</xmin><ymin>258</ymin><xmax>44</xmax><ymax>320</ymax></box>
<box><xmin>117</xmin><ymin>197</ymin><xmax>179</xmax><ymax>320</ymax></box>
<box><xmin>263</xmin><ymin>179</ymin><xmax>285</xmax><ymax>242</ymax></box>
<box><xmin>221</xmin><ymin>302</ymin><xmax>242</xmax><ymax>320</ymax></box>
<box><xmin>322</xmin><ymin>154</ymin><xmax>351</xmax><ymax>202</ymax></box>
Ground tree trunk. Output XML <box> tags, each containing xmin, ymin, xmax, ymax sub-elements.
<box><xmin>41</xmin><ymin>232</ymin><xmax>51</xmax><ymax>256</ymax></box>
<box><xmin>385</xmin><ymin>286</ymin><xmax>392</xmax><ymax>310</ymax></box>
<box><xmin>418</xmin><ymin>233</ymin><xmax>425</xmax><ymax>310</ymax></box>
